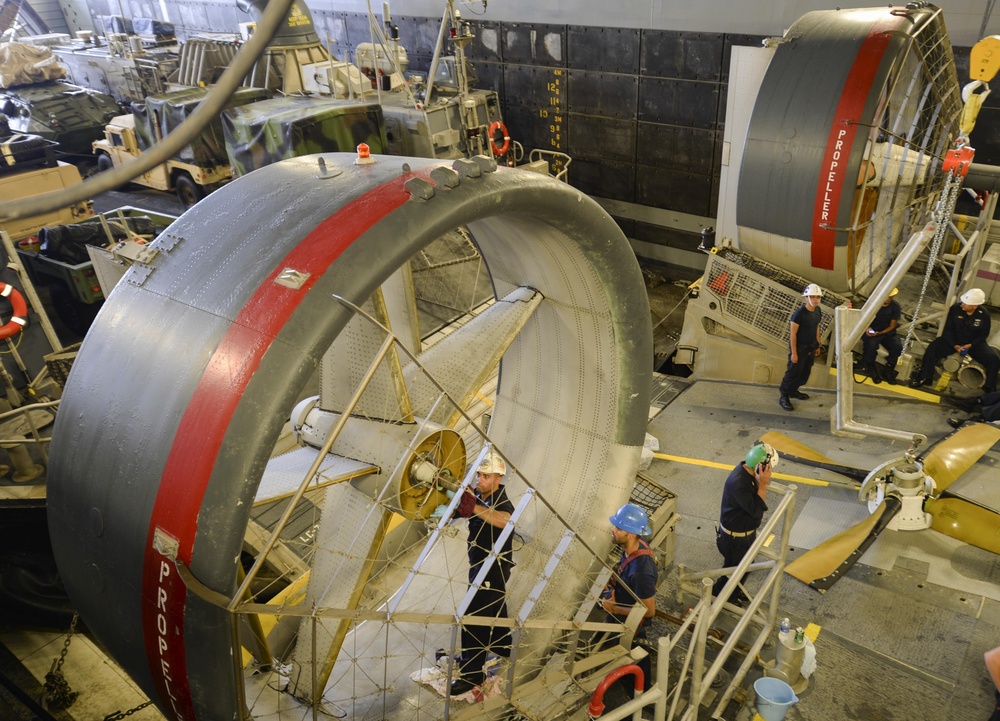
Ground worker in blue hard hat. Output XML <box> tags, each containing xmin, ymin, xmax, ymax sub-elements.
<box><xmin>602</xmin><ymin>502</ymin><xmax>657</xmax><ymax>691</ymax></box>
<box><xmin>712</xmin><ymin>441</ymin><xmax>777</xmax><ymax>607</ymax></box>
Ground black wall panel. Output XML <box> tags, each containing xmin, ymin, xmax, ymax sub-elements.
<box><xmin>466</xmin><ymin>21</ymin><xmax>504</xmax><ymax>63</ymax></box>
<box><xmin>636</xmin><ymin>123</ymin><xmax>717</xmax><ymax>175</ymax></box>
<box><xmin>638</xmin><ymin>77</ymin><xmax>720</xmax><ymax>129</ymax></box>
<box><xmin>568</xmin><ymin>26</ymin><xmax>639</xmax><ymax>74</ymax></box>
<box><xmin>570</xmin><ymin>158</ymin><xmax>635</xmax><ymax>203</ymax></box>
<box><xmin>567</xmin><ymin>114</ymin><xmax>635</xmax><ymax>164</ymax></box>
<box><xmin>503</xmin><ymin>64</ymin><xmax>566</xmax><ymax>111</ymax></box>
<box><xmin>392</xmin><ymin>16</ymin><xmax>440</xmax><ymax>57</ymax></box>
<box><xmin>502</xmin><ymin>23</ymin><xmax>567</xmax><ymax>67</ymax></box>
<box><xmin>503</xmin><ymin>105</ymin><xmax>563</xmax><ymax>153</ymax></box>
<box><xmin>470</xmin><ymin>61</ymin><xmax>505</xmax><ymax>100</ymax></box>
<box><xmin>636</xmin><ymin>164</ymin><xmax>714</xmax><ymax>215</ymax></box>
<box><xmin>567</xmin><ymin>70</ymin><xmax>638</xmax><ymax>119</ymax></box>
<box><xmin>721</xmin><ymin>34</ymin><xmax>768</xmax><ymax>81</ymax></box>
<box><xmin>640</xmin><ymin>30</ymin><xmax>724</xmax><ymax>81</ymax></box>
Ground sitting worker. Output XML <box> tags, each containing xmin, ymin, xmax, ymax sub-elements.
<box><xmin>713</xmin><ymin>441</ymin><xmax>777</xmax><ymax>607</ymax></box>
<box><xmin>910</xmin><ymin>288</ymin><xmax>999</xmax><ymax>393</ymax></box>
<box><xmin>602</xmin><ymin>503</ymin><xmax>657</xmax><ymax>691</ymax></box>
<box><xmin>859</xmin><ymin>287</ymin><xmax>902</xmax><ymax>383</ymax></box>
<box><xmin>946</xmin><ymin>390</ymin><xmax>1000</xmax><ymax>428</ymax></box>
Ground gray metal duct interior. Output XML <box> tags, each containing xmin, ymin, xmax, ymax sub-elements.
<box><xmin>46</xmin><ymin>154</ymin><xmax>652</xmax><ymax>720</ymax></box>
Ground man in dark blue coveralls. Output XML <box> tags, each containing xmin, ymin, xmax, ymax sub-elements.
<box><xmin>779</xmin><ymin>284</ymin><xmax>824</xmax><ymax>411</ymax></box>
<box><xmin>910</xmin><ymin>287</ymin><xmax>999</xmax><ymax>393</ymax></box>
<box><xmin>435</xmin><ymin>448</ymin><xmax>515</xmax><ymax>696</ymax></box>
<box><xmin>713</xmin><ymin>441</ymin><xmax>777</xmax><ymax>607</ymax></box>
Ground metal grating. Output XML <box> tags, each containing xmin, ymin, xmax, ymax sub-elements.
<box><xmin>704</xmin><ymin>246</ymin><xmax>850</xmax><ymax>346</ymax></box>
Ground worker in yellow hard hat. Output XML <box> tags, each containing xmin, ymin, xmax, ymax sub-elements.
<box><xmin>859</xmin><ymin>287</ymin><xmax>903</xmax><ymax>383</ymax></box>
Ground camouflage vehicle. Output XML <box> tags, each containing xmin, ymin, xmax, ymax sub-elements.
<box><xmin>222</xmin><ymin>95</ymin><xmax>387</xmax><ymax>177</ymax></box>
<box><xmin>0</xmin><ymin>80</ymin><xmax>121</xmax><ymax>157</ymax></box>
<box><xmin>94</xmin><ymin>86</ymin><xmax>270</xmax><ymax>207</ymax></box>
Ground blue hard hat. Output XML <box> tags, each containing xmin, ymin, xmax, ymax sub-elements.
<box><xmin>609</xmin><ymin>503</ymin><xmax>652</xmax><ymax>535</ymax></box>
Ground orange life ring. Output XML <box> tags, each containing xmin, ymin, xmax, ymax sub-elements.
<box><xmin>488</xmin><ymin>121</ymin><xmax>510</xmax><ymax>156</ymax></box>
<box><xmin>0</xmin><ymin>282</ymin><xmax>28</xmax><ymax>339</ymax></box>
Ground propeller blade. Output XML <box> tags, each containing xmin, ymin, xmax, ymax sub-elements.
<box><xmin>785</xmin><ymin>496</ymin><xmax>901</xmax><ymax>591</ymax></box>
<box><xmin>760</xmin><ymin>431</ymin><xmax>868</xmax><ymax>482</ymax></box>
<box><xmin>920</xmin><ymin>423</ymin><xmax>1000</xmax><ymax>494</ymax></box>
<box><xmin>926</xmin><ymin>495</ymin><xmax>1000</xmax><ymax>554</ymax></box>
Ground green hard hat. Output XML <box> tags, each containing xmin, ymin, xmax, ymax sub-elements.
<box><xmin>746</xmin><ymin>441</ymin><xmax>779</xmax><ymax>470</ymax></box>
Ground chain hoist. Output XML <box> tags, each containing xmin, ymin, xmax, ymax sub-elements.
<box><xmin>901</xmin><ymin>168</ymin><xmax>963</xmax><ymax>356</ymax></box>
<box><xmin>103</xmin><ymin>699</ymin><xmax>154</xmax><ymax>720</ymax></box>
<box><xmin>41</xmin><ymin>612</ymin><xmax>79</xmax><ymax>711</ymax></box>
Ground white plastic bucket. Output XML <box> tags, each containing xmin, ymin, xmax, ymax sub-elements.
<box><xmin>754</xmin><ymin>677</ymin><xmax>799</xmax><ymax>721</ymax></box>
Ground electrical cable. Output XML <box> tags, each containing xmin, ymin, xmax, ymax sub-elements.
<box><xmin>0</xmin><ymin>0</ymin><xmax>297</xmax><ymax>223</ymax></box>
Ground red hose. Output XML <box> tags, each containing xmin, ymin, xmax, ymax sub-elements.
<box><xmin>588</xmin><ymin>663</ymin><xmax>644</xmax><ymax>718</ymax></box>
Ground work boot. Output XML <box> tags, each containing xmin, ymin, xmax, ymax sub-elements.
<box><xmin>791</xmin><ymin>391</ymin><xmax>809</xmax><ymax>400</ymax></box>
<box><xmin>449</xmin><ymin>676</ymin><xmax>481</xmax><ymax>696</ymax></box>
<box><xmin>779</xmin><ymin>395</ymin><xmax>793</xmax><ymax>411</ymax></box>
<box><xmin>909</xmin><ymin>377</ymin><xmax>929</xmax><ymax>388</ymax></box>
<box><xmin>947</xmin><ymin>417</ymin><xmax>964</xmax><ymax>429</ymax></box>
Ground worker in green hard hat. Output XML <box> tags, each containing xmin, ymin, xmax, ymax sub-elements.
<box><xmin>712</xmin><ymin>441</ymin><xmax>777</xmax><ymax>606</ymax></box>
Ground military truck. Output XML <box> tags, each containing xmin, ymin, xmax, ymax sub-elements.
<box><xmin>93</xmin><ymin>86</ymin><xmax>270</xmax><ymax>207</ymax></box>
<box><xmin>0</xmin><ymin>122</ymin><xmax>94</xmax><ymax>242</ymax></box>
<box><xmin>222</xmin><ymin>95</ymin><xmax>387</xmax><ymax>177</ymax></box>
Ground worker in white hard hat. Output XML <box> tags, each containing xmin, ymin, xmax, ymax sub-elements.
<box><xmin>712</xmin><ymin>441</ymin><xmax>778</xmax><ymax>607</ymax></box>
<box><xmin>431</xmin><ymin>446</ymin><xmax>514</xmax><ymax>697</ymax></box>
<box><xmin>910</xmin><ymin>287</ymin><xmax>999</xmax><ymax>393</ymax></box>
<box><xmin>859</xmin><ymin>287</ymin><xmax>903</xmax><ymax>383</ymax></box>
<box><xmin>778</xmin><ymin>283</ymin><xmax>824</xmax><ymax>411</ymax></box>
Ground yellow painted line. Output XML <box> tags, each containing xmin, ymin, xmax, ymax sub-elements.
<box><xmin>653</xmin><ymin>453</ymin><xmax>834</xmax><ymax>488</ymax></box>
<box><xmin>828</xmin><ymin>367</ymin><xmax>940</xmax><ymax>402</ymax></box>
<box><xmin>804</xmin><ymin>622</ymin><xmax>821</xmax><ymax>642</ymax></box>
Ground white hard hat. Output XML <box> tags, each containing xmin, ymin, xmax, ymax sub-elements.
<box><xmin>477</xmin><ymin>449</ymin><xmax>506</xmax><ymax>476</ymax></box>
<box><xmin>961</xmin><ymin>288</ymin><xmax>986</xmax><ymax>306</ymax></box>
<box><xmin>803</xmin><ymin>283</ymin><xmax>824</xmax><ymax>298</ymax></box>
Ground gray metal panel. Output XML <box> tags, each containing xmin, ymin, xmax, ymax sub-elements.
<box><xmin>567</xmin><ymin>69</ymin><xmax>637</xmax><ymax>119</ymax></box>
<box><xmin>639</xmin><ymin>29</ymin><xmax>723</xmax><ymax>81</ymax></box>
<box><xmin>567</xmin><ymin>113</ymin><xmax>635</xmax><ymax>163</ymax></box>
<box><xmin>567</xmin><ymin>26</ymin><xmax>638</xmax><ymax>74</ymax></box>
<box><xmin>637</xmin><ymin>121</ymin><xmax>718</xmax><ymax>175</ymax></box>
<box><xmin>638</xmin><ymin>76</ymin><xmax>720</xmax><ymax>129</ymax></box>
<box><xmin>736</xmin><ymin>8</ymin><xmax>909</xmax><ymax>265</ymax></box>
<box><xmin>503</xmin><ymin>103</ymin><xmax>565</xmax><ymax>153</ymax></box>
<box><xmin>501</xmin><ymin>21</ymin><xmax>566</xmax><ymax>67</ymax></box>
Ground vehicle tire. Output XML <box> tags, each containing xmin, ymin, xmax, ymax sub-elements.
<box><xmin>175</xmin><ymin>173</ymin><xmax>206</xmax><ymax>209</ymax></box>
<box><xmin>97</xmin><ymin>153</ymin><xmax>114</xmax><ymax>173</ymax></box>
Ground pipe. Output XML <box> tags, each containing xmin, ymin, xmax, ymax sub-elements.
<box><xmin>588</xmin><ymin>664</ymin><xmax>644</xmax><ymax>719</ymax></box>
<box><xmin>425</xmin><ymin>0</ymin><xmax>452</xmax><ymax>105</ymax></box>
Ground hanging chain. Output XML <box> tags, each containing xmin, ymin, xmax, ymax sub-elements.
<box><xmin>41</xmin><ymin>612</ymin><xmax>79</xmax><ymax>711</ymax></box>
<box><xmin>901</xmin><ymin>168</ymin><xmax>963</xmax><ymax>355</ymax></box>
<box><xmin>103</xmin><ymin>699</ymin><xmax>154</xmax><ymax>721</ymax></box>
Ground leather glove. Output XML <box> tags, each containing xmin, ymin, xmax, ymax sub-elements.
<box><xmin>455</xmin><ymin>490</ymin><xmax>477</xmax><ymax>518</ymax></box>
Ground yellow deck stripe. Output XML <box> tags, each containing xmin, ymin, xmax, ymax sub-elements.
<box><xmin>653</xmin><ymin>453</ymin><xmax>832</xmax><ymax>488</ymax></box>
<box><xmin>828</xmin><ymin>367</ymin><xmax>940</xmax><ymax>402</ymax></box>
